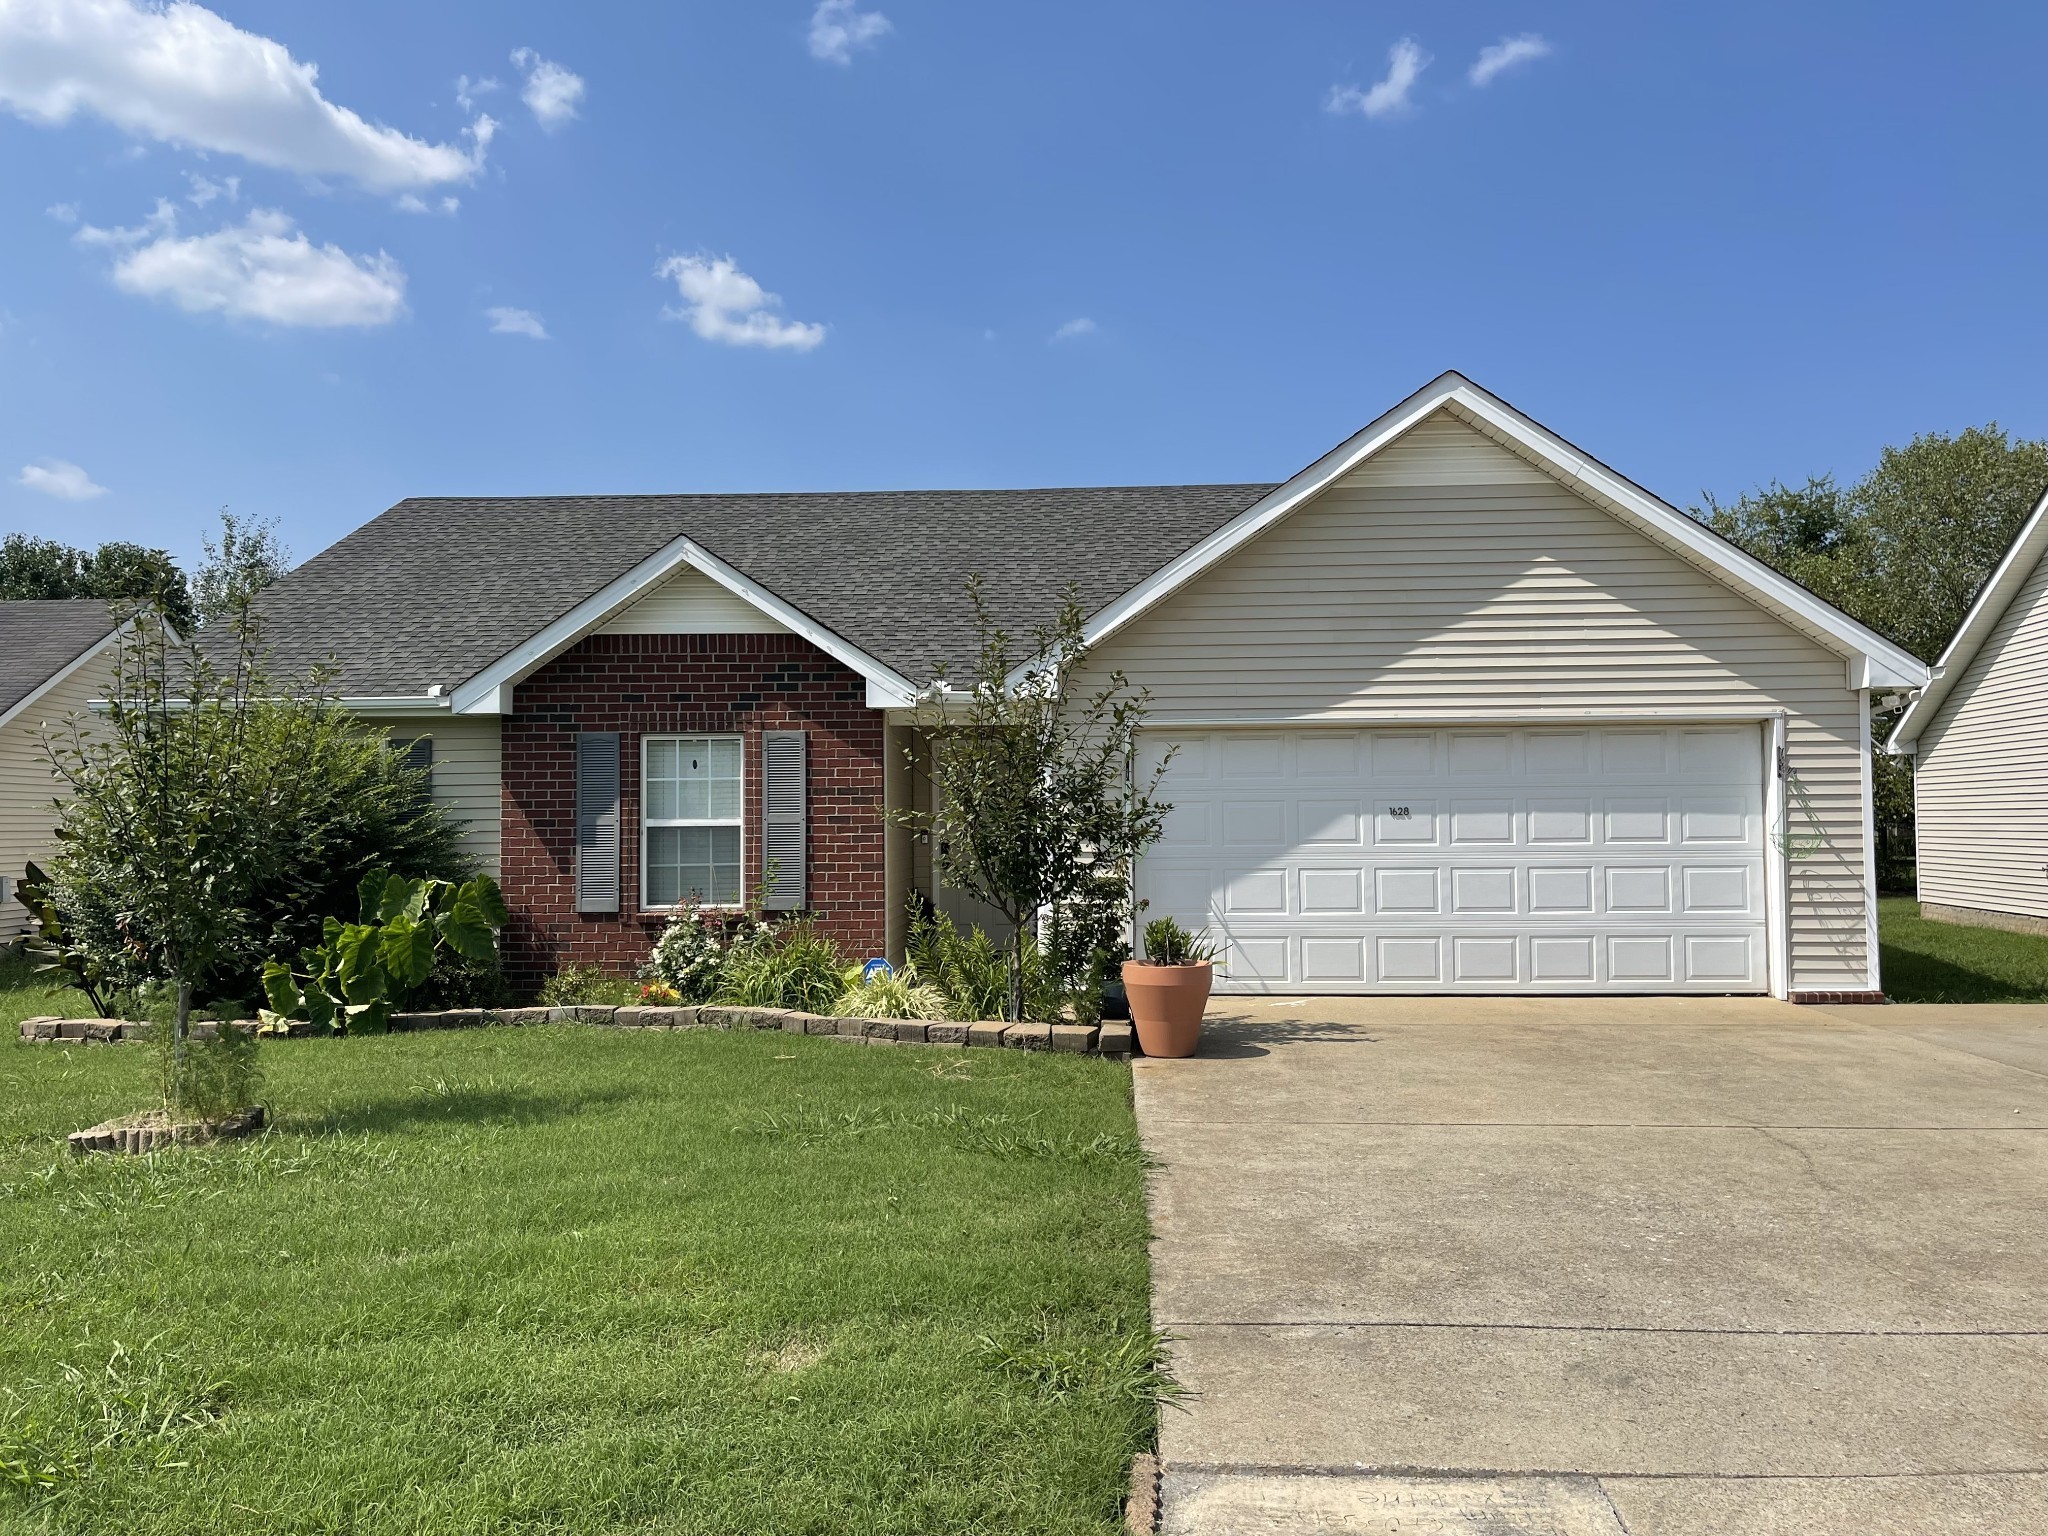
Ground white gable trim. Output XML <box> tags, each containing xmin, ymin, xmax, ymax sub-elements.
<box><xmin>1049</xmin><ymin>372</ymin><xmax>1929</xmax><ymax>693</ymax></box>
<box><xmin>0</xmin><ymin>623</ymin><xmax>122</xmax><ymax>734</ymax></box>
<box><xmin>1888</xmin><ymin>485</ymin><xmax>2048</xmax><ymax>752</ymax></box>
<box><xmin>449</xmin><ymin>534</ymin><xmax>919</xmax><ymax>715</ymax></box>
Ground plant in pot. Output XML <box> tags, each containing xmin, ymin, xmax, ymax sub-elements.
<box><xmin>1123</xmin><ymin>916</ymin><xmax>1218</xmax><ymax>1058</ymax></box>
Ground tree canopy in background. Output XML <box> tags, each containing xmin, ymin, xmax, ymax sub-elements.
<box><xmin>0</xmin><ymin>511</ymin><xmax>291</xmax><ymax>634</ymax></box>
<box><xmin>0</xmin><ymin>532</ymin><xmax>195</xmax><ymax>632</ymax></box>
<box><xmin>1696</xmin><ymin>425</ymin><xmax>2048</xmax><ymax>663</ymax></box>
<box><xmin>1695</xmin><ymin>424</ymin><xmax>2048</xmax><ymax>839</ymax></box>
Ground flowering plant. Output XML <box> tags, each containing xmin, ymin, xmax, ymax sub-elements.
<box><xmin>640</xmin><ymin>904</ymin><xmax>731</xmax><ymax>1001</ymax></box>
<box><xmin>638</xmin><ymin>981</ymin><xmax>682</xmax><ymax>1005</ymax></box>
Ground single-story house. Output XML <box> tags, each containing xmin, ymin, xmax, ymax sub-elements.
<box><xmin>1888</xmin><ymin>486</ymin><xmax>2048</xmax><ymax>935</ymax></box>
<box><xmin>0</xmin><ymin>599</ymin><xmax>121</xmax><ymax>945</ymax></box>
<box><xmin>251</xmin><ymin>372</ymin><xmax>1928</xmax><ymax>1000</ymax></box>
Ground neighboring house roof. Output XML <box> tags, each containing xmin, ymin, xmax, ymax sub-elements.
<box><xmin>1889</xmin><ymin>485</ymin><xmax>2048</xmax><ymax>752</ymax></box>
<box><xmin>249</xmin><ymin>485</ymin><xmax>1274</xmax><ymax>705</ymax></box>
<box><xmin>0</xmin><ymin>600</ymin><xmax>120</xmax><ymax>731</ymax></box>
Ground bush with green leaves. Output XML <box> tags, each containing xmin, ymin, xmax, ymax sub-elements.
<box><xmin>537</xmin><ymin>966</ymin><xmax>641</xmax><ymax>1007</ymax></box>
<box><xmin>832</xmin><ymin>966</ymin><xmax>951</xmax><ymax>1021</ymax></box>
<box><xmin>151</xmin><ymin>1024</ymin><xmax>262</xmax><ymax>1127</ymax></box>
<box><xmin>37</xmin><ymin>639</ymin><xmax>470</xmax><ymax>1014</ymax></box>
<box><xmin>904</xmin><ymin>904</ymin><xmax>1060</xmax><ymax>1022</ymax></box>
<box><xmin>713</xmin><ymin>920</ymin><xmax>844</xmax><ymax>1013</ymax></box>
<box><xmin>260</xmin><ymin>872</ymin><xmax>507</xmax><ymax>1036</ymax></box>
<box><xmin>640</xmin><ymin>903</ymin><xmax>762</xmax><ymax>1002</ymax></box>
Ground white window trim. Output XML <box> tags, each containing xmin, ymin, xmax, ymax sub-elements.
<box><xmin>639</xmin><ymin>733</ymin><xmax>745</xmax><ymax>911</ymax></box>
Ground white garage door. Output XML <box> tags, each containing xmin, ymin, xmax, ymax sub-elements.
<box><xmin>1135</xmin><ymin>725</ymin><xmax>1769</xmax><ymax>994</ymax></box>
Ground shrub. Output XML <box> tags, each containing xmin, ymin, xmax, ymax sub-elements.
<box><xmin>641</xmin><ymin>904</ymin><xmax>750</xmax><ymax>1002</ymax></box>
<box><xmin>714</xmin><ymin>921</ymin><xmax>844</xmax><ymax>1013</ymax></box>
<box><xmin>832</xmin><ymin>967</ymin><xmax>951</xmax><ymax>1021</ymax></box>
<box><xmin>905</xmin><ymin>905</ymin><xmax>1060</xmax><ymax>1022</ymax></box>
<box><xmin>538</xmin><ymin>965</ymin><xmax>641</xmax><ymax>1007</ymax></box>
<box><xmin>152</xmin><ymin>1024</ymin><xmax>261</xmax><ymax>1126</ymax></box>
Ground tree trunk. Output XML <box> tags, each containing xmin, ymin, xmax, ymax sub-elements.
<box><xmin>1009</xmin><ymin>924</ymin><xmax>1025</xmax><ymax>1023</ymax></box>
<box><xmin>171</xmin><ymin>977</ymin><xmax>193</xmax><ymax>1115</ymax></box>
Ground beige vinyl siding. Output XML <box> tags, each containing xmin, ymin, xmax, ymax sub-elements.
<box><xmin>1078</xmin><ymin>412</ymin><xmax>1873</xmax><ymax>991</ymax></box>
<box><xmin>1914</xmin><ymin>547</ymin><xmax>2048</xmax><ymax>920</ymax></box>
<box><xmin>0</xmin><ymin>648</ymin><xmax>115</xmax><ymax>944</ymax></box>
<box><xmin>384</xmin><ymin>715</ymin><xmax>503</xmax><ymax>877</ymax></box>
<box><xmin>597</xmin><ymin>566</ymin><xmax>791</xmax><ymax>635</ymax></box>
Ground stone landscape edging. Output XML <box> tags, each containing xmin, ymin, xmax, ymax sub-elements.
<box><xmin>17</xmin><ymin>1006</ymin><xmax>1135</xmax><ymax>1059</ymax></box>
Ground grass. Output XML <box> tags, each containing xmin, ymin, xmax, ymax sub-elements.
<box><xmin>0</xmin><ymin>952</ymin><xmax>99</xmax><ymax>1036</ymax></box>
<box><xmin>1880</xmin><ymin>896</ymin><xmax>2048</xmax><ymax>1004</ymax></box>
<box><xmin>0</xmin><ymin>1013</ymin><xmax>1158</xmax><ymax>1534</ymax></box>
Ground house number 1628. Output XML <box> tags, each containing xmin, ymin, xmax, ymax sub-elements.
<box><xmin>1387</xmin><ymin>806</ymin><xmax>1412</xmax><ymax>819</ymax></box>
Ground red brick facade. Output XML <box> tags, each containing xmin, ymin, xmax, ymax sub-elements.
<box><xmin>499</xmin><ymin>633</ymin><xmax>887</xmax><ymax>987</ymax></box>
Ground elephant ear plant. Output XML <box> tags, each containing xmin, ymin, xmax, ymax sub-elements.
<box><xmin>261</xmin><ymin>871</ymin><xmax>508</xmax><ymax>1036</ymax></box>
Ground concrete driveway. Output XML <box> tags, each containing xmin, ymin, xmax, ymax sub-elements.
<box><xmin>1134</xmin><ymin>997</ymin><xmax>2048</xmax><ymax>1535</ymax></box>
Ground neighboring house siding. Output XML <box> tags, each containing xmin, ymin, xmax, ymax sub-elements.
<box><xmin>0</xmin><ymin>651</ymin><xmax>114</xmax><ymax>944</ymax></box>
<box><xmin>499</xmin><ymin>633</ymin><xmax>885</xmax><ymax>985</ymax></box>
<box><xmin>1914</xmin><ymin>548</ymin><xmax>2048</xmax><ymax>921</ymax></box>
<box><xmin>1078</xmin><ymin>412</ymin><xmax>1873</xmax><ymax>991</ymax></box>
<box><xmin>382</xmin><ymin>714</ymin><xmax>504</xmax><ymax>877</ymax></box>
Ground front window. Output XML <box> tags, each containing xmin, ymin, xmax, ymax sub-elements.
<box><xmin>642</xmin><ymin>735</ymin><xmax>743</xmax><ymax>907</ymax></box>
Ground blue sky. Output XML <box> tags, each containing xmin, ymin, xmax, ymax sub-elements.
<box><xmin>2</xmin><ymin>0</ymin><xmax>2043</xmax><ymax>573</ymax></box>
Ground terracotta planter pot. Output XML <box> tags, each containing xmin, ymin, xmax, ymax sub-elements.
<box><xmin>1122</xmin><ymin>961</ymin><xmax>1212</xmax><ymax>1058</ymax></box>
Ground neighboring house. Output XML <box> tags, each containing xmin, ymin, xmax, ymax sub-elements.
<box><xmin>1888</xmin><ymin>488</ymin><xmax>2048</xmax><ymax>935</ymax></box>
<box><xmin>251</xmin><ymin>373</ymin><xmax>1927</xmax><ymax>999</ymax></box>
<box><xmin>0</xmin><ymin>600</ymin><xmax>120</xmax><ymax>945</ymax></box>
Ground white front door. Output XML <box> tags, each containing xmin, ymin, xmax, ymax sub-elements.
<box><xmin>1135</xmin><ymin>724</ymin><xmax>1769</xmax><ymax>993</ymax></box>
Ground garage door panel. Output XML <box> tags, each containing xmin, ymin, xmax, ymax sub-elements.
<box><xmin>1373</xmin><ymin>801</ymin><xmax>1437</xmax><ymax>843</ymax></box>
<box><xmin>1301</xmin><ymin>868</ymin><xmax>1365</xmax><ymax>913</ymax></box>
<box><xmin>1139</xmin><ymin>726</ymin><xmax>1766</xmax><ymax>994</ymax></box>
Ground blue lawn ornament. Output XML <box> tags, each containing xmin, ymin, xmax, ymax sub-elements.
<box><xmin>862</xmin><ymin>957</ymin><xmax>895</xmax><ymax>982</ymax></box>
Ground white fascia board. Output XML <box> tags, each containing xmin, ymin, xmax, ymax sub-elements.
<box><xmin>1044</xmin><ymin>370</ymin><xmax>1930</xmax><ymax>694</ymax></box>
<box><xmin>0</xmin><ymin>624</ymin><xmax>121</xmax><ymax>734</ymax></box>
<box><xmin>450</xmin><ymin>534</ymin><xmax>918</xmax><ymax>714</ymax></box>
<box><xmin>1888</xmin><ymin>485</ymin><xmax>2048</xmax><ymax>751</ymax></box>
<box><xmin>339</xmin><ymin>696</ymin><xmax>453</xmax><ymax>716</ymax></box>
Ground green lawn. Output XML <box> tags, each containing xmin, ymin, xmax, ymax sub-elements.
<box><xmin>1</xmin><ymin>1018</ymin><xmax>1156</xmax><ymax>1534</ymax></box>
<box><xmin>0</xmin><ymin>951</ymin><xmax>98</xmax><ymax>1035</ymax></box>
<box><xmin>1880</xmin><ymin>896</ymin><xmax>2048</xmax><ymax>1003</ymax></box>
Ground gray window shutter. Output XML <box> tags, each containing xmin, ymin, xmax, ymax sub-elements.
<box><xmin>761</xmin><ymin>731</ymin><xmax>807</xmax><ymax>911</ymax></box>
<box><xmin>400</xmin><ymin>736</ymin><xmax>434</xmax><ymax>803</ymax></box>
<box><xmin>576</xmin><ymin>732</ymin><xmax>621</xmax><ymax>915</ymax></box>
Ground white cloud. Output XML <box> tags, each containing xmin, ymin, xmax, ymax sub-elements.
<box><xmin>487</xmin><ymin>305</ymin><xmax>548</xmax><ymax>339</ymax></box>
<box><xmin>455</xmin><ymin>74</ymin><xmax>498</xmax><ymax>113</ymax></box>
<box><xmin>809</xmin><ymin>0</ymin><xmax>890</xmax><ymax>65</ymax></box>
<box><xmin>394</xmin><ymin>192</ymin><xmax>459</xmax><ymax>215</ymax></box>
<box><xmin>657</xmin><ymin>255</ymin><xmax>824</xmax><ymax>351</ymax></box>
<box><xmin>1050</xmin><ymin>317</ymin><xmax>1096</xmax><ymax>341</ymax></box>
<box><xmin>511</xmin><ymin>47</ymin><xmax>583</xmax><ymax>129</ymax></box>
<box><xmin>185</xmin><ymin>170</ymin><xmax>238</xmax><ymax>205</ymax></box>
<box><xmin>0</xmin><ymin>0</ymin><xmax>490</xmax><ymax>192</ymax></box>
<box><xmin>1469</xmin><ymin>34</ymin><xmax>1551</xmax><ymax>88</ymax></box>
<box><xmin>1326</xmin><ymin>37</ymin><xmax>1430</xmax><ymax>119</ymax></box>
<box><xmin>78</xmin><ymin>205</ymin><xmax>405</xmax><ymax>327</ymax></box>
<box><xmin>46</xmin><ymin>201</ymin><xmax>79</xmax><ymax>223</ymax></box>
<box><xmin>18</xmin><ymin>458</ymin><xmax>108</xmax><ymax>500</ymax></box>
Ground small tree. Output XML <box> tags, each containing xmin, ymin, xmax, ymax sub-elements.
<box><xmin>37</xmin><ymin>602</ymin><xmax>311</xmax><ymax>1115</ymax></box>
<box><xmin>901</xmin><ymin>580</ymin><xmax>1172</xmax><ymax>1022</ymax></box>
<box><xmin>193</xmin><ymin>510</ymin><xmax>290</xmax><ymax>627</ymax></box>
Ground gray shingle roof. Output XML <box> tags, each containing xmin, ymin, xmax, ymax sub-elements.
<box><xmin>250</xmin><ymin>486</ymin><xmax>1277</xmax><ymax>697</ymax></box>
<box><xmin>0</xmin><ymin>600</ymin><xmax>119</xmax><ymax>719</ymax></box>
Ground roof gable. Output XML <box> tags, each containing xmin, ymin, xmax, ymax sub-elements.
<box><xmin>0</xmin><ymin>600</ymin><xmax>120</xmax><ymax>728</ymax></box>
<box><xmin>1890</xmin><ymin>486</ymin><xmax>2048</xmax><ymax>750</ymax></box>
<box><xmin>1050</xmin><ymin>374</ymin><xmax>1929</xmax><ymax>692</ymax></box>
